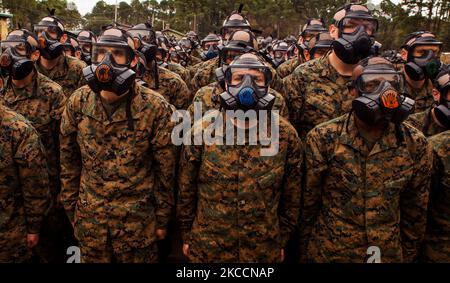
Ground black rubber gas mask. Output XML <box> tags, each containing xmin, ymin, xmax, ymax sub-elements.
<box><xmin>434</xmin><ymin>73</ymin><xmax>450</xmax><ymax>129</ymax></box>
<box><xmin>219</xmin><ymin>56</ymin><xmax>275</xmax><ymax>111</ymax></box>
<box><xmin>37</xmin><ymin>31</ymin><xmax>64</xmax><ymax>60</ymax></box>
<box><xmin>0</xmin><ymin>44</ymin><xmax>34</xmax><ymax>80</ymax></box>
<box><xmin>352</xmin><ymin>67</ymin><xmax>415</xmax><ymax>126</ymax></box>
<box><xmin>405</xmin><ymin>49</ymin><xmax>442</xmax><ymax>81</ymax></box>
<box><xmin>83</xmin><ymin>44</ymin><xmax>136</xmax><ymax>96</ymax></box>
<box><xmin>332</xmin><ymin>17</ymin><xmax>377</xmax><ymax>64</ymax></box>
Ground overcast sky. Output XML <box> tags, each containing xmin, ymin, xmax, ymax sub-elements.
<box><xmin>72</xmin><ymin>0</ymin><xmax>389</xmax><ymax>16</ymax></box>
<box><xmin>72</xmin><ymin>0</ymin><xmax>131</xmax><ymax>16</ymax></box>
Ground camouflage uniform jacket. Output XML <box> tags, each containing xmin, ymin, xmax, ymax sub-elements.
<box><xmin>187</xmin><ymin>82</ymin><xmax>289</xmax><ymax>120</ymax></box>
<box><xmin>0</xmin><ymin>104</ymin><xmax>50</xmax><ymax>262</ymax></box>
<box><xmin>177</xmin><ymin>111</ymin><xmax>303</xmax><ymax>263</ymax></box>
<box><xmin>404</xmin><ymin>76</ymin><xmax>434</xmax><ymax>114</ymax></box>
<box><xmin>302</xmin><ymin>113</ymin><xmax>432</xmax><ymax>263</ymax></box>
<box><xmin>422</xmin><ymin>130</ymin><xmax>450</xmax><ymax>262</ymax></box>
<box><xmin>282</xmin><ymin>53</ymin><xmax>355</xmax><ymax>139</ymax></box>
<box><xmin>1</xmin><ymin>72</ymin><xmax>66</xmax><ymax>196</ymax></box>
<box><xmin>36</xmin><ymin>55</ymin><xmax>86</xmax><ymax>98</ymax></box>
<box><xmin>59</xmin><ymin>83</ymin><xmax>177</xmax><ymax>253</ymax></box>
<box><xmin>143</xmin><ymin>66</ymin><xmax>192</xmax><ymax>110</ymax></box>
<box><xmin>167</xmin><ymin>62</ymin><xmax>191</xmax><ymax>85</ymax></box>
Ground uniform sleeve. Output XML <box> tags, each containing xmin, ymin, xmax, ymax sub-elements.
<box><xmin>400</xmin><ymin>139</ymin><xmax>432</xmax><ymax>262</ymax></box>
<box><xmin>172</xmin><ymin>77</ymin><xmax>192</xmax><ymax>110</ymax></box>
<box><xmin>299</xmin><ymin>129</ymin><xmax>328</xmax><ymax>260</ymax></box>
<box><xmin>49</xmin><ymin>86</ymin><xmax>67</xmax><ymax>198</ymax></box>
<box><xmin>14</xmin><ymin>125</ymin><xmax>50</xmax><ymax>233</ymax></box>
<box><xmin>150</xmin><ymin>101</ymin><xmax>177</xmax><ymax>229</ymax></box>
<box><xmin>76</xmin><ymin>61</ymin><xmax>87</xmax><ymax>90</ymax></box>
<box><xmin>279</xmin><ymin>128</ymin><xmax>303</xmax><ymax>247</ymax></box>
<box><xmin>59</xmin><ymin>97</ymin><xmax>82</xmax><ymax>222</ymax></box>
<box><xmin>177</xmin><ymin>143</ymin><xmax>202</xmax><ymax>244</ymax></box>
<box><xmin>282</xmin><ymin>70</ymin><xmax>305</xmax><ymax>130</ymax></box>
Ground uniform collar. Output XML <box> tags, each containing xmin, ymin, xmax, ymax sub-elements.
<box><xmin>340</xmin><ymin>113</ymin><xmax>407</xmax><ymax>156</ymax></box>
<box><xmin>83</xmin><ymin>83</ymin><xmax>148</xmax><ymax>123</ymax></box>
<box><xmin>36</xmin><ymin>54</ymin><xmax>67</xmax><ymax>80</ymax></box>
<box><xmin>4</xmin><ymin>71</ymin><xmax>39</xmax><ymax>103</ymax></box>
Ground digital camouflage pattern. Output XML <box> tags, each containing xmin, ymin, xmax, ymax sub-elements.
<box><xmin>36</xmin><ymin>55</ymin><xmax>86</xmax><ymax>98</ymax></box>
<box><xmin>188</xmin><ymin>54</ymin><xmax>202</xmax><ymax>67</ymax></box>
<box><xmin>301</xmin><ymin>113</ymin><xmax>432</xmax><ymax>263</ymax></box>
<box><xmin>1</xmin><ymin>72</ymin><xmax>66</xmax><ymax>196</ymax></box>
<box><xmin>177</xmin><ymin>111</ymin><xmax>303</xmax><ymax>263</ymax></box>
<box><xmin>190</xmin><ymin>57</ymin><xmax>285</xmax><ymax>96</ymax></box>
<box><xmin>404</xmin><ymin>76</ymin><xmax>434</xmax><ymax>113</ymax></box>
<box><xmin>406</xmin><ymin>108</ymin><xmax>447</xmax><ymax>137</ymax></box>
<box><xmin>277</xmin><ymin>57</ymin><xmax>304</xmax><ymax>79</ymax></box>
<box><xmin>0</xmin><ymin>104</ymin><xmax>50</xmax><ymax>262</ymax></box>
<box><xmin>186</xmin><ymin>82</ymin><xmax>289</xmax><ymax>120</ymax></box>
<box><xmin>190</xmin><ymin>57</ymin><xmax>220</xmax><ymax>94</ymax></box>
<box><xmin>167</xmin><ymin>62</ymin><xmax>191</xmax><ymax>85</ymax></box>
<box><xmin>282</xmin><ymin>53</ymin><xmax>355</xmax><ymax>139</ymax></box>
<box><xmin>421</xmin><ymin>130</ymin><xmax>450</xmax><ymax>263</ymax></box>
<box><xmin>59</xmin><ymin>83</ymin><xmax>177</xmax><ymax>263</ymax></box>
<box><xmin>142</xmin><ymin>66</ymin><xmax>192</xmax><ymax>110</ymax></box>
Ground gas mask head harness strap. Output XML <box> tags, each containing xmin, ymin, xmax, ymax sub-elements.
<box><xmin>308</xmin><ymin>32</ymin><xmax>333</xmax><ymax>58</ymax></box>
<box><xmin>215</xmin><ymin>30</ymin><xmax>258</xmax><ymax>85</ymax></box>
<box><xmin>128</xmin><ymin>23</ymin><xmax>159</xmax><ymax>88</ymax></box>
<box><xmin>33</xmin><ymin>14</ymin><xmax>66</xmax><ymax>60</ymax></box>
<box><xmin>331</xmin><ymin>3</ymin><xmax>378</xmax><ymax>65</ymax></box>
<box><xmin>221</xmin><ymin>4</ymin><xmax>252</xmax><ymax>37</ymax></box>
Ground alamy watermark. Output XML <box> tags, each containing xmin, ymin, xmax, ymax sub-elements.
<box><xmin>171</xmin><ymin>102</ymin><xmax>280</xmax><ymax>157</ymax></box>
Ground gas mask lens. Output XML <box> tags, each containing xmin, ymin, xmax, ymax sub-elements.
<box><xmin>34</xmin><ymin>25</ymin><xmax>61</xmax><ymax>39</ymax></box>
<box><xmin>1</xmin><ymin>41</ymin><xmax>29</xmax><ymax>56</ymax></box>
<box><xmin>228</xmin><ymin>67</ymin><xmax>268</xmax><ymax>87</ymax></box>
<box><xmin>92</xmin><ymin>45</ymin><xmax>132</xmax><ymax>66</ymax></box>
<box><xmin>80</xmin><ymin>42</ymin><xmax>92</xmax><ymax>53</ymax></box>
<box><xmin>223</xmin><ymin>50</ymin><xmax>244</xmax><ymax>65</ymax></box>
<box><xmin>128</xmin><ymin>29</ymin><xmax>156</xmax><ymax>44</ymax></box>
<box><xmin>341</xmin><ymin>17</ymin><xmax>378</xmax><ymax>35</ymax></box>
<box><xmin>358</xmin><ymin>73</ymin><xmax>403</xmax><ymax>93</ymax></box>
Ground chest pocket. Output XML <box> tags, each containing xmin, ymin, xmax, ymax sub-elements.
<box><xmin>256</xmin><ymin>166</ymin><xmax>285</xmax><ymax>208</ymax></box>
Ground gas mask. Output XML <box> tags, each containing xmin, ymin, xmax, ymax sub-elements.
<box><xmin>0</xmin><ymin>47</ymin><xmax>34</xmax><ymax>80</ymax></box>
<box><xmin>80</xmin><ymin>51</ymin><xmax>91</xmax><ymax>65</ymax></box>
<box><xmin>137</xmin><ymin>41</ymin><xmax>157</xmax><ymax>65</ymax></box>
<box><xmin>353</xmin><ymin>75</ymin><xmax>415</xmax><ymax>126</ymax></box>
<box><xmin>83</xmin><ymin>46</ymin><xmax>136</xmax><ymax>96</ymax></box>
<box><xmin>433</xmin><ymin>71</ymin><xmax>450</xmax><ymax>129</ymax></box>
<box><xmin>405</xmin><ymin>50</ymin><xmax>442</xmax><ymax>81</ymax></box>
<box><xmin>333</xmin><ymin>25</ymin><xmax>374</xmax><ymax>65</ymax></box>
<box><xmin>201</xmin><ymin>45</ymin><xmax>219</xmax><ymax>61</ymax></box>
<box><xmin>38</xmin><ymin>31</ymin><xmax>64</xmax><ymax>60</ymax></box>
<box><xmin>434</xmin><ymin>98</ymin><xmax>450</xmax><ymax>129</ymax></box>
<box><xmin>219</xmin><ymin>55</ymin><xmax>275</xmax><ymax>111</ymax></box>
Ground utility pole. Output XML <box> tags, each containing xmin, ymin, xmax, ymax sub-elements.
<box><xmin>193</xmin><ymin>14</ymin><xmax>197</xmax><ymax>33</ymax></box>
<box><xmin>114</xmin><ymin>0</ymin><xmax>118</xmax><ymax>23</ymax></box>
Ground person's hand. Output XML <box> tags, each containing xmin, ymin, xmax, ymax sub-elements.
<box><xmin>280</xmin><ymin>249</ymin><xmax>285</xmax><ymax>262</ymax></box>
<box><xmin>27</xmin><ymin>234</ymin><xmax>39</xmax><ymax>248</ymax></box>
<box><xmin>182</xmin><ymin>244</ymin><xmax>189</xmax><ymax>257</ymax></box>
<box><xmin>156</xmin><ymin>229</ymin><xmax>167</xmax><ymax>240</ymax></box>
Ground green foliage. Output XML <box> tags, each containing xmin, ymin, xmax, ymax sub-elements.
<box><xmin>1</xmin><ymin>0</ymin><xmax>449</xmax><ymax>50</ymax></box>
